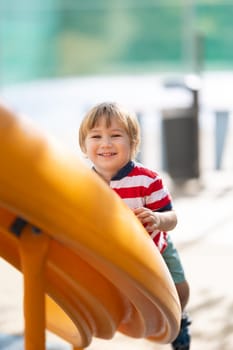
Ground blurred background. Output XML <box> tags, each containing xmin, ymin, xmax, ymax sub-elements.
<box><xmin>1</xmin><ymin>0</ymin><xmax>233</xmax><ymax>176</ymax></box>
<box><xmin>1</xmin><ymin>0</ymin><xmax>233</xmax><ymax>83</ymax></box>
<box><xmin>0</xmin><ymin>1</ymin><xmax>233</xmax><ymax>349</ymax></box>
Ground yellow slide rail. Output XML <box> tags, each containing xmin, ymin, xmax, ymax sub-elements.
<box><xmin>0</xmin><ymin>102</ymin><xmax>181</xmax><ymax>350</ymax></box>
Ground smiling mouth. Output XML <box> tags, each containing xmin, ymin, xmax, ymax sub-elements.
<box><xmin>98</xmin><ymin>152</ymin><xmax>117</xmax><ymax>157</ymax></box>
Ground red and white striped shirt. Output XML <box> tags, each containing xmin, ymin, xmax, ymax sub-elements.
<box><xmin>110</xmin><ymin>161</ymin><xmax>173</xmax><ymax>253</ymax></box>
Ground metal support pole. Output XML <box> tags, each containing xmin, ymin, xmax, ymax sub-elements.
<box><xmin>19</xmin><ymin>225</ymin><xmax>50</xmax><ymax>350</ymax></box>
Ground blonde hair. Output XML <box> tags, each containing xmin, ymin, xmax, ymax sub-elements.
<box><xmin>79</xmin><ymin>102</ymin><xmax>141</xmax><ymax>159</ymax></box>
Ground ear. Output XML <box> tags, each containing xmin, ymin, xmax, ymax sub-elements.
<box><xmin>80</xmin><ymin>141</ymin><xmax>87</xmax><ymax>154</ymax></box>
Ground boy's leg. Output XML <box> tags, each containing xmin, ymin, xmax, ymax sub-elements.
<box><xmin>175</xmin><ymin>280</ymin><xmax>190</xmax><ymax>311</ymax></box>
<box><xmin>171</xmin><ymin>312</ymin><xmax>191</xmax><ymax>350</ymax></box>
<box><xmin>161</xmin><ymin>235</ymin><xmax>191</xmax><ymax>350</ymax></box>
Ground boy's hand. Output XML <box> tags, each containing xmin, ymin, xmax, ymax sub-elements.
<box><xmin>133</xmin><ymin>207</ymin><xmax>160</xmax><ymax>233</ymax></box>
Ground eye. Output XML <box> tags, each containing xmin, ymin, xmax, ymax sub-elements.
<box><xmin>112</xmin><ymin>133</ymin><xmax>122</xmax><ymax>138</ymax></box>
<box><xmin>91</xmin><ymin>134</ymin><xmax>101</xmax><ymax>139</ymax></box>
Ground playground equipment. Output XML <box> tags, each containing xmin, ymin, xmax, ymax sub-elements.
<box><xmin>0</xmin><ymin>102</ymin><xmax>181</xmax><ymax>350</ymax></box>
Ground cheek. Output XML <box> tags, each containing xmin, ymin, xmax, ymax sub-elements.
<box><xmin>124</xmin><ymin>139</ymin><xmax>131</xmax><ymax>152</ymax></box>
<box><xmin>85</xmin><ymin>141</ymin><xmax>98</xmax><ymax>156</ymax></box>
<box><xmin>83</xmin><ymin>141</ymin><xmax>91</xmax><ymax>155</ymax></box>
<box><xmin>120</xmin><ymin>141</ymin><xmax>132</xmax><ymax>158</ymax></box>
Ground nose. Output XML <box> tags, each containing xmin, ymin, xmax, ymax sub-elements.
<box><xmin>102</xmin><ymin>135</ymin><xmax>112</xmax><ymax>146</ymax></box>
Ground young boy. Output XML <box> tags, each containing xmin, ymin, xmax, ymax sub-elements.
<box><xmin>78</xmin><ymin>102</ymin><xmax>191</xmax><ymax>350</ymax></box>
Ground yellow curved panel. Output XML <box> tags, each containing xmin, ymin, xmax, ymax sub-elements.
<box><xmin>0</xmin><ymin>207</ymin><xmax>125</xmax><ymax>347</ymax></box>
<box><xmin>0</xmin><ymin>102</ymin><xmax>181</xmax><ymax>348</ymax></box>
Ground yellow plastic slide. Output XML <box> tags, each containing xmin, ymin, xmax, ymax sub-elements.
<box><xmin>0</xmin><ymin>102</ymin><xmax>181</xmax><ymax>350</ymax></box>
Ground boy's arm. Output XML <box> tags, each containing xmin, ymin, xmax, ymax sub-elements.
<box><xmin>153</xmin><ymin>209</ymin><xmax>177</xmax><ymax>231</ymax></box>
<box><xmin>133</xmin><ymin>207</ymin><xmax>177</xmax><ymax>233</ymax></box>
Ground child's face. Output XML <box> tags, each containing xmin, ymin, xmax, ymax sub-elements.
<box><xmin>84</xmin><ymin>116</ymin><xmax>131</xmax><ymax>180</ymax></box>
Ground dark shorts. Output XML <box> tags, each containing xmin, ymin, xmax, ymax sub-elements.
<box><xmin>162</xmin><ymin>234</ymin><xmax>186</xmax><ymax>284</ymax></box>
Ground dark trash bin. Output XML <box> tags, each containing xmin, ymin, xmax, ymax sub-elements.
<box><xmin>161</xmin><ymin>75</ymin><xmax>200</xmax><ymax>182</ymax></box>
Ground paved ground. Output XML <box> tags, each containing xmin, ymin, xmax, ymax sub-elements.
<box><xmin>1</xmin><ymin>168</ymin><xmax>233</xmax><ymax>350</ymax></box>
